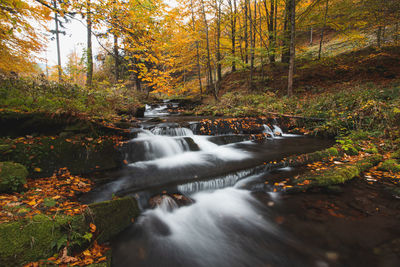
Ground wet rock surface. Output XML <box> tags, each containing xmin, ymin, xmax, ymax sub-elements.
<box><xmin>254</xmin><ymin>178</ymin><xmax>400</xmax><ymax>267</ymax></box>
<box><xmin>148</xmin><ymin>193</ymin><xmax>193</xmax><ymax>210</ymax></box>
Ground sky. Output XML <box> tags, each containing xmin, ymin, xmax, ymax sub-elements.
<box><xmin>41</xmin><ymin>16</ymin><xmax>100</xmax><ymax>67</ymax></box>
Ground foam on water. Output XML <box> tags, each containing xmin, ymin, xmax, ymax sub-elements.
<box><xmin>129</xmin><ymin>131</ymin><xmax>191</xmax><ymax>161</ymax></box>
<box><xmin>129</xmin><ymin>187</ymin><xmax>278</xmax><ymax>267</ymax></box>
<box><xmin>151</xmin><ymin>127</ymin><xmax>194</xmax><ymax>136</ymax></box>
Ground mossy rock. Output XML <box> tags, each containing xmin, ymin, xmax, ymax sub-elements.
<box><xmin>285</xmin><ymin>146</ymin><xmax>343</xmax><ymax>167</ymax></box>
<box><xmin>325</xmin><ymin>147</ymin><xmax>339</xmax><ymax>157</ymax></box>
<box><xmin>0</xmin><ymin>144</ymin><xmax>13</xmax><ymax>155</ymax></box>
<box><xmin>365</xmin><ymin>145</ymin><xmax>379</xmax><ymax>154</ymax></box>
<box><xmin>0</xmin><ymin>137</ymin><xmax>122</xmax><ymax>178</ymax></box>
<box><xmin>291</xmin><ymin>154</ymin><xmax>383</xmax><ymax>190</ymax></box>
<box><xmin>0</xmin><ymin>111</ymin><xmax>130</xmax><ymax>138</ymax></box>
<box><xmin>85</xmin><ymin>197</ymin><xmax>139</xmax><ymax>243</ymax></box>
<box><xmin>345</xmin><ymin>145</ymin><xmax>359</xmax><ymax>156</ymax></box>
<box><xmin>378</xmin><ymin>159</ymin><xmax>400</xmax><ymax>173</ymax></box>
<box><xmin>391</xmin><ymin>150</ymin><xmax>400</xmax><ymax>159</ymax></box>
<box><xmin>0</xmin><ymin>214</ymin><xmax>86</xmax><ymax>267</ymax></box>
<box><xmin>0</xmin><ymin>161</ymin><xmax>28</xmax><ymax>193</ymax></box>
<box><xmin>0</xmin><ymin>197</ymin><xmax>139</xmax><ymax>266</ymax></box>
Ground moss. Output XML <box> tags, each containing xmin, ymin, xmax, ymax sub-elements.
<box><xmin>292</xmin><ymin>154</ymin><xmax>383</xmax><ymax>190</ymax></box>
<box><xmin>285</xmin><ymin>146</ymin><xmax>342</xmax><ymax>167</ymax></box>
<box><xmin>365</xmin><ymin>145</ymin><xmax>379</xmax><ymax>154</ymax></box>
<box><xmin>391</xmin><ymin>150</ymin><xmax>400</xmax><ymax>159</ymax></box>
<box><xmin>326</xmin><ymin>147</ymin><xmax>339</xmax><ymax>157</ymax></box>
<box><xmin>85</xmin><ymin>197</ymin><xmax>140</xmax><ymax>243</ymax></box>
<box><xmin>378</xmin><ymin>159</ymin><xmax>400</xmax><ymax>173</ymax></box>
<box><xmin>0</xmin><ymin>137</ymin><xmax>122</xmax><ymax>178</ymax></box>
<box><xmin>0</xmin><ymin>144</ymin><xmax>13</xmax><ymax>155</ymax></box>
<box><xmin>0</xmin><ymin>197</ymin><xmax>139</xmax><ymax>266</ymax></box>
<box><xmin>0</xmin><ymin>111</ymin><xmax>129</xmax><ymax>138</ymax></box>
<box><xmin>0</xmin><ymin>161</ymin><xmax>28</xmax><ymax>193</ymax></box>
<box><xmin>0</xmin><ymin>215</ymin><xmax>85</xmax><ymax>267</ymax></box>
<box><xmin>345</xmin><ymin>145</ymin><xmax>359</xmax><ymax>156</ymax></box>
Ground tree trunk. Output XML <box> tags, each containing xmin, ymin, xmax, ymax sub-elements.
<box><xmin>112</xmin><ymin>1</ymin><xmax>119</xmax><ymax>82</ymax></box>
<box><xmin>244</xmin><ymin>0</ymin><xmax>249</xmax><ymax>64</ymax></box>
<box><xmin>377</xmin><ymin>26</ymin><xmax>382</xmax><ymax>48</ymax></box>
<box><xmin>282</xmin><ymin>0</ymin><xmax>291</xmax><ymax>64</ymax></box>
<box><xmin>53</xmin><ymin>0</ymin><xmax>62</xmax><ymax>82</ymax></box>
<box><xmin>86</xmin><ymin>0</ymin><xmax>93</xmax><ymax>88</ymax></box>
<box><xmin>269</xmin><ymin>0</ymin><xmax>276</xmax><ymax>63</ymax></box>
<box><xmin>190</xmin><ymin>0</ymin><xmax>203</xmax><ymax>98</ymax></box>
<box><xmin>229</xmin><ymin>0</ymin><xmax>237</xmax><ymax>72</ymax></box>
<box><xmin>287</xmin><ymin>0</ymin><xmax>295</xmax><ymax>97</ymax></box>
<box><xmin>318</xmin><ymin>0</ymin><xmax>329</xmax><ymax>60</ymax></box>
<box><xmin>259</xmin><ymin>1</ymin><xmax>264</xmax><ymax>80</ymax></box>
<box><xmin>310</xmin><ymin>27</ymin><xmax>313</xmax><ymax>45</ymax></box>
<box><xmin>200</xmin><ymin>0</ymin><xmax>214</xmax><ymax>98</ymax></box>
<box><xmin>249</xmin><ymin>0</ymin><xmax>255</xmax><ymax>89</ymax></box>
<box><xmin>395</xmin><ymin>22</ymin><xmax>399</xmax><ymax>42</ymax></box>
<box><xmin>216</xmin><ymin>0</ymin><xmax>222</xmax><ymax>82</ymax></box>
<box><xmin>113</xmin><ymin>34</ymin><xmax>119</xmax><ymax>82</ymax></box>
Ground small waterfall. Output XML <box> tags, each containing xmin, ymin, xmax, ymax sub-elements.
<box><xmin>156</xmin><ymin>195</ymin><xmax>179</xmax><ymax>212</ymax></box>
<box><xmin>178</xmin><ymin>169</ymin><xmax>254</xmax><ymax>194</ymax></box>
<box><xmin>263</xmin><ymin>125</ymin><xmax>284</xmax><ymax>138</ymax></box>
<box><xmin>263</xmin><ymin>125</ymin><xmax>275</xmax><ymax>137</ymax></box>
<box><xmin>273</xmin><ymin>125</ymin><xmax>283</xmax><ymax>136</ymax></box>
<box><xmin>151</xmin><ymin>127</ymin><xmax>194</xmax><ymax>136</ymax></box>
<box><xmin>125</xmin><ymin>131</ymin><xmax>192</xmax><ymax>162</ymax></box>
<box><xmin>144</xmin><ymin>104</ymin><xmax>169</xmax><ymax>117</ymax></box>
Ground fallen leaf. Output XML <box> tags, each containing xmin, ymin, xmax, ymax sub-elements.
<box><xmin>90</xmin><ymin>223</ymin><xmax>96</xmax><ymax>233</ymax></box>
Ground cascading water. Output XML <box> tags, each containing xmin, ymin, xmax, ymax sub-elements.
<box><xmin>112</xmin><ymin>187</ymin><xmax>323</xmax><ymax>267</ymax></box>
<box><xmin>124</xmin><ymin>130</ymin><xmax>193</xmax><ymax>162</ymax></box>
<box><xmin>151</xmin><ymin>127</ymin><xmax>194</xmax><ymax>136</ymax></box>
<box><xmin>84</xmin><ymin>119</ymin><xmax>334</xmax><ymax>266</ymax></box>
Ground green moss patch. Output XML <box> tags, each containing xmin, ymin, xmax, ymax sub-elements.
<box><xmin>284</xmin><ymin>146</ymin><xmax>342</xmax><ymax>167</ymax></box>
<box><xmin>0</xmin><ymin>197</ymin><xmax>139</xmax><ymax>266</ymax></box>
<box><xmin>391</xmin><ymin>150</ymin><xmax>400</xmax><ymax>159</ymax></box>
<box><xmin>291</xmin><ymin>154</ymin><xmax>383</xmax><ymax>190</ymax></box>
<box><xmin>378</xmin><ymin>159</ymin><xmax>400</xmax><ymax>173</ymax></box>
<box><xmin>85</xmin><ymin>197</ymin><xmax>140</xmax><ymax>243</ymax></box>
<box><xmin>0</xmin><ymin>137</ymin><xmax>122</xmax><ymax>178</ymax></box>
<box><xmin>0</xmin><ymin>161</ymin><xmax>28</xmax><ymax>193</ymax></box>
<box><xmin>0</xmin><ymin>214</ymin><xmax>85</xmax><ymax>266</ymax></box>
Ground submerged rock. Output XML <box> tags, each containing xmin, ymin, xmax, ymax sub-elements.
<box><xmin>149</xmin><ymin>193</ymin><xmax>193</xmax><ymax>210</ymax></box>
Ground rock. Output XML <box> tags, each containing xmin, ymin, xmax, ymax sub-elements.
<box><xmin>0</xmin><ymin>197</ymin><xmax>140</xmax><ymax>266</ymax></box>
<box><xmin>378</xmin><ymin>159</ymin><xmax>400</xmax><ymax>173</ymax></box>
<box><xmin>0</xmin><ymin>162</ymin><xmax>28</xmax><ymax>193</ymax></box>
<box><xmin>0</xmin><ymin>138</ymin><xmax>123</xmax><ymax>178</ymax></box>
<box><xmin>149</xmin><ymin>193</ymin><xmax>193</xmax><ymax>210</ymax></box>
<box><xmin>135</xmin><ymin>106</ymin><xmax>145</xmax><ymax>118</ymax></box>
<box><xmin>0</xmin><ymin>110</ymin><xmax>128</xmax><ymax>138</ymax></box>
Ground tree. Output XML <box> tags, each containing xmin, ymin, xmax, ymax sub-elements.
<box><xmin>287</xmin><ymin>0</ymin><xmax>295</xmax><ymax>97</ymax></box>
<box><xmin>318</xmin><ymin>0</ymin><xmax>329</xmax><ymax>59</ymax></box>
<box><xmin>86</xmin><ymin>0</ymin><xmax>93</xmax><ymax>88</ymax></box>
<box><xmin>200</xmin><ymin>0</ymin><xmax>215</xmax><ymax>97</ymax></box>
<box><xmin>0</xmin><ymin>0</ymin><xmax>50</xmax><ymax>73</ymax></box>
<box><xmin>65</xmin><ymin>49</ymin><xmax>86</xmax><ymax>85</ymax></box>
<box><xmin>228</xmin><ymin>0</ymin><xmax>237</xmax><ymax>72</ymax></box>
<box><xmin>190</xmin><ymin>0</ymin><xmax>203</xmax><ymax>97</ymax></box>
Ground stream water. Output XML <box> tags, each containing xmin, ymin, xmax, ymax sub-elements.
<box><xmin>91</xmin><ymin>102</ymin><xmax>400</xmax><ymax>267</ymax></box>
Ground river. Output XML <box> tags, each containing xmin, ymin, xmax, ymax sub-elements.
<box><xmin>90</xmin><ymin>101</ymin><xmax>400</xmax><ymax>267</ymax></box>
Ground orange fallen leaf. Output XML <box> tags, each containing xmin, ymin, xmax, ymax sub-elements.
<box><xmin>90</xmin><ymin>223</ymin><xmax>97</xmax><ymax>233</ymax></box>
